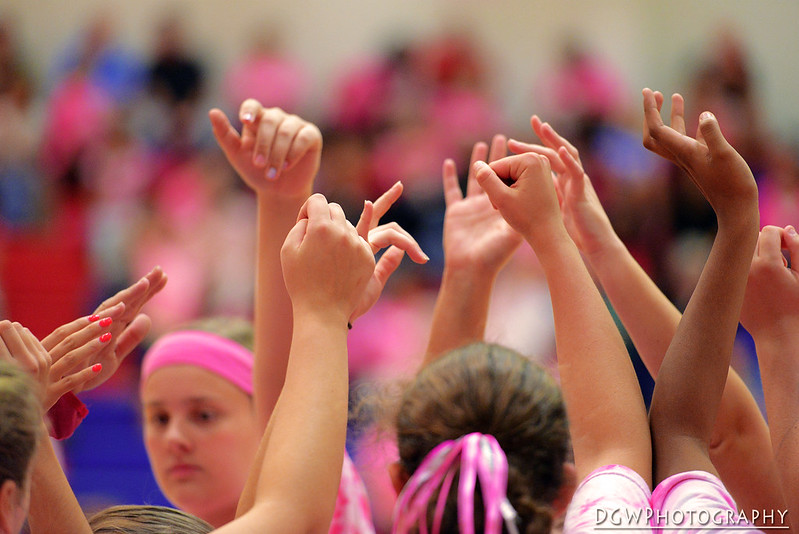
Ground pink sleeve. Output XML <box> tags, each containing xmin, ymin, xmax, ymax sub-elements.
<box><xmin>564</xmin><ymin>464</ymin><xmax>652</xmax><ymax>533</ymax></box>
<box><xmin>328</xmin><ymin>451</ymin><xmax>376</xmax><ymax>534</ymax></box>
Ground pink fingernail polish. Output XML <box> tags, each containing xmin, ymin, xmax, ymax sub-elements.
<box><xmin>242</xmin><ymin>112</ymin><xmax>254</xmax><ymax>123</ymax></box>
<box><xmin>99</xmin><ymin>333</ymin><xmax>112</xmax><ymax>343</ymax></box>
<box><xmin>88</xmin><ymin>314</ymin><xmax>100</xmax><ymax>322</ymax></box>
<box><xmin>92</xmin><ymin>363</ymin><xmax>102</xmax><ymax>373</ymax></box>
<box><xmin>99</xmin><ymin>317</ymin><xmax>113</xmax><ymax>328</ymax></box>
<box><xmin>254</xmin><ymin>154</ymin><xmax>266</xmax><ymax>167</ymax></box>
<box><xmin>267</xmin><ymin>167</ymin><xmax>277</xmax><ymax>180</ymax></box>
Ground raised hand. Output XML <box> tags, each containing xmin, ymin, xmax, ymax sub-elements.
<box><xmin>473</xmin><ymin>152</ymin><xmax>563</xmax><ymax>246</ymax></box>
<box><xmin>642</xmin><ymin>88</ymin><xmax>757</xmax><ymax>219</ymax></box>
<box><xmin>349</xmin><ymin>182</ymin><xmax>429</xmax><ymax>323</ymax></box>
<box><xmin>509</xmin><ymin>116</ymin><xmax>617</xmax><ymax>258</ymax></box>
<box><xmin>741</xmin><ymin>225</ymin><xmax>799</xmax><ymax>339</ymax></box>
<box><xmin>42</xmin><ymin>266</ymin><xmax>166</xmax><ymax>394</ymax></box>
<box><xmin>442</xmin><ymin>135</ymin><xmax>522</xmax><ymax>274</ymax></box>
<box><xmin>209</xmin><ymin>100</ymin><xmax>322</xmax><ymax>200</ymax></box>
<box><xmin>0</xmin><ymin>320</ymin><xmax>106</xmax><ymax>411</ymax></box>
<box><xmin>281</xmin><ymin>194</ymin><xmax>375</xmax><ymax>325</ymax></box>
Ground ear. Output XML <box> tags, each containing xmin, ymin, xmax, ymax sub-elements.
<box><xmin>551</xmin><ymin>462</ymin><xmax>577</xmax><ymax>516</ymax></box>
<box><xmin>388</xmin><ymin>461</ymin><xmax>410</xmax><ymax>496</ymax></box>
<box><xmin>0</xmin><ymin>479</ymin><xmax>20</xmax><ymax>534</ymax></box>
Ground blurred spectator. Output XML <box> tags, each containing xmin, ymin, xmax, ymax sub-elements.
<box><xmin>0</xmin><ymin>16</ymin><xmax>43</xmax><ymax>229</ymax></box>
<box><xmin>48</xmin><ymin>12</ymin><xmax>147</xmax><ymax>105</ymax></box>
<box><xmin>134</xmin><ymin>13</ymin><xmax>207</xmax><ymax>154</ymax></box>
<box><xmin>222</xmin><ymin>24</ymin><xmax>310</xmax><ymax>115</ymax></box>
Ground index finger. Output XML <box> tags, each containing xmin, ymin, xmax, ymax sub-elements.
<box><xmin>642</xmin><ymin>88</ymin><xmax>692</xmax><ymax>157</ymax></box>
<box><xmin>442</xmin><ymin>159</ymin><xmax>463</xmax><ymax>207</ymax></box>
<box><xmin>466</xmin><ymin>141</ymin><xmax>489</xmax><ymax>197</ymax></box>
<box><xmin>371</xmin><ymin>181</ymin><xmax>404</xmax><ymax>223</ymax></box>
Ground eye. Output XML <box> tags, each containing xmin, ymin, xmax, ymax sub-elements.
<box><xmin>192</xmin><ymin>409</ymin><xmax>217</xmax><ymax>424</ymax></box>
<box><xmin>148</xmin><ymin>412</ymin><xmax>170</xmax><ymax>427</ymax></box>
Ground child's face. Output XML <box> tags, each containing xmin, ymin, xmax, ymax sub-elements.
<box><xmin>141</xmin><ymin>365</ymin><xmax>260</xmax><ymax>526</ymax></box>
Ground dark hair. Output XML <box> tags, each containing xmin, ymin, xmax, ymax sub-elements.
<box><xmin>395</xmin><ymin>342</ymin><xmax>569</xmax><ymax>533</ymax></box>
<box><xmin>179</xmin><ymin>316</ymin><xmax>254</xmax><ymax>352</ymax></box>
<box><xmin>0</xmin><ymin>361</ymin><xmax>40</xmax><ymax>489</ymax></box>
<box><xmin>88</xmin><ymin>505</ymin><xmax>214</xmax><ymax>533</ymax></box>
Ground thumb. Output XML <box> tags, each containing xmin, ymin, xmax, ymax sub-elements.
<box><xmin>474</xmin><ymin>160</ymin><xmax>510</xmax><ymax>207</ymax></box>
<box><xmin>697</xmin><ymin>112</ymin><xmax>731</xmax><ymax>154</ymax></box>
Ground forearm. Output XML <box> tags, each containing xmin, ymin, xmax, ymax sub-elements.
<box><xmin>250</xmin><ymin>314</ymin><xmax>349</xmax><ymax>532</ymax></box>
<box><xmin>757</xmin><ymin>335</ymin><xmax>799</xmax><ymax>526</ymax></box>
<box><xmin>650</xmin><ymin>217</ymin><xmax>758</xmax><ymax>477</ymax></box>
<box><xmin>708</xmin><ymin>377</ymin><xmax>787</xmax><ymax>523</ymax></box>
<box><xmin>586</xmin><ymin>235</ymin><xmax>681</xmax><ymax>374</ymax></box>
<box><xmin>532</xmin><ymin>231</ymin><xmax>650</xmax><ymax>482</ymax></box>
<box><xmin>28</xmin><ymin>426</ymin><xmax>92</xmax><ymax>534</ymax></box>
<box><xmin>253</xmin><ymin>192</ymin><xmax>310</xmax><ymax>430</ymax></box>
<box><xmin>424</xmin><ymin>265</ymin><xmax>497</xmax><ymax>367</ymax></box>
<box><xmin>589</xmin><ymin>222</ymin><xmax>773</xmax><ymax>480</ymax></box>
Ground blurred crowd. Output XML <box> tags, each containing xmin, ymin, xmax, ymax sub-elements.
<box><xmin>1</xmin><ymin>14</ymin><xmax>798</xmax><ymax>515</ymax></box>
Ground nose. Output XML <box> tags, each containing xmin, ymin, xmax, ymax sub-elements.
<box><xmin>163</xmin><ymin>417</ymin><xmax>193</xmax><ymax>454</ymax></box>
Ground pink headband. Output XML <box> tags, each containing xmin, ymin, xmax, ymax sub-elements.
<box><xmin>392</xmin><ymin>433</ymin><xmax>519</xmax><ymax>534</ymax></box>
<box><xmin>140</xmin><ymin>330</ymin><xmax>253</xmax><ymax>395</ymax></box>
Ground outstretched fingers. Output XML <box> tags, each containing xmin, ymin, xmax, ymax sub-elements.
<box><xmin>465</xmin><ymin>141</ymin><xmax>490</xmax><ymax>197</ymax></box>
<box><xmin>368</xmin><ymin>223</ymin><xmax>429</xmax><ymax>264</ymax></box>
<box><xmin>442</xmin><ymin>159</ymin><xmax>463</xmax><ymax>207</ymax></box>
<box><xmin>371</xmin><ymin>181</ymin><xmax>404</xmax><ymax>222</ymax></box>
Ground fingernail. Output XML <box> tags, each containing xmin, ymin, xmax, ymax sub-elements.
<box><xmin>700</xmin><ymin>111</ymin><xmax>715</xmax><ymax>121</ymax></box>
<box><xmin>422</xmin><ymin>253</ymin><xmax>430</xmax><ymax>262</ymax></box>
<box><xmin>242</xmin><ymin>112</ymin><xmax>254</xmax><ymax>123</ymax></box>
<box><xmin>99</xmin><ymin>333</ymin><xmax>112</xmax><ymax>343</ymax></box>
<box><xmin>99</xmin><ymin>317</ymin><xmax>113</xmax><ymax>328</ymax></box>
<box><xmin>92</xmin><ymin>363</ymin><xmax>102</xmax><ymax>373</ymax></box>
<box><xmin>788</xmin><ymin>226</ymin><xmax>797</xmax><ymax>236</ymax></box>
<box><xmin>267</xmin><ymin>167</ymin><xmax>277</xmax><ymax>180</ymax></box>
<box><xmin>254</xmin><ymin>154</ymin><xmax>266</xmax><ymax>167</ymax></box>
<box><xmin>88</xmin><ymin>314</ymin><xmax>100</xmax><ymax>322</ymax></box>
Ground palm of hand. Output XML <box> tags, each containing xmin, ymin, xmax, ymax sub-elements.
<box><xmin>444</xmin><ymin>193</ymin><xmax>522</xmax><ymax>272</ymax></box>
<box><xmin>672</xmin><ymin>138</ymin><xmax>754</xmax><ymax>213</ymax></box>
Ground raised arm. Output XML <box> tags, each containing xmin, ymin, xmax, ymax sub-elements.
<box><xmin>642</xmin><ymin>88</ymin><xmax>760</xmax><ymax>482</ymax></box>
<box><xmin>741</xmin><ymin>225</ymin><xmax>799</xmax><ymax>528</ymax></box>
<box><xmin>216</xmin><ymin>194</ymin><xmax>374</xmax><ymax>534</ymax></box>
<box><xmin>210</xmin><ymin>101</ymin><xmax>320</xmax><ymax>430</ymax></box>
<box><xmin>424</xmin><ymin>135</ymin><xmax>523</xmax><ymax>364</ymax></box>
<box><xmin>474</xmin><ymin>152</ymin><xmax>651</xmax><ymax>484</ymax></box>
<box><xmin>511</xmin><ymin>110</ymin><xmax>783</xmax><ymax>515</ymax></box>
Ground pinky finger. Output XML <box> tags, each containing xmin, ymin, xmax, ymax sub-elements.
<box><xmin>47</xmin><ymin>365</ymin><xmax>102</xmax><ymax>411</ymax></box>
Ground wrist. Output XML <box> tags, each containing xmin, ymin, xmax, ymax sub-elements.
<box><xmin>257</xmin><ymin>188</ymin><xmax>312</xmax><ymax>212</ymax></box>
<box><xmin>583</xmin><ymin>233</ymin><xmax>628</xmax><ymax>273</ymax></box>
<box><xmin>441</xmin><ymin>261</ymin><xmax>500</xmax><ymax>288</ymax></box>
<box><xmin>292</xmin><ymin>304</ymin><xmax>350</xmax><ymax>333</ymax></box>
